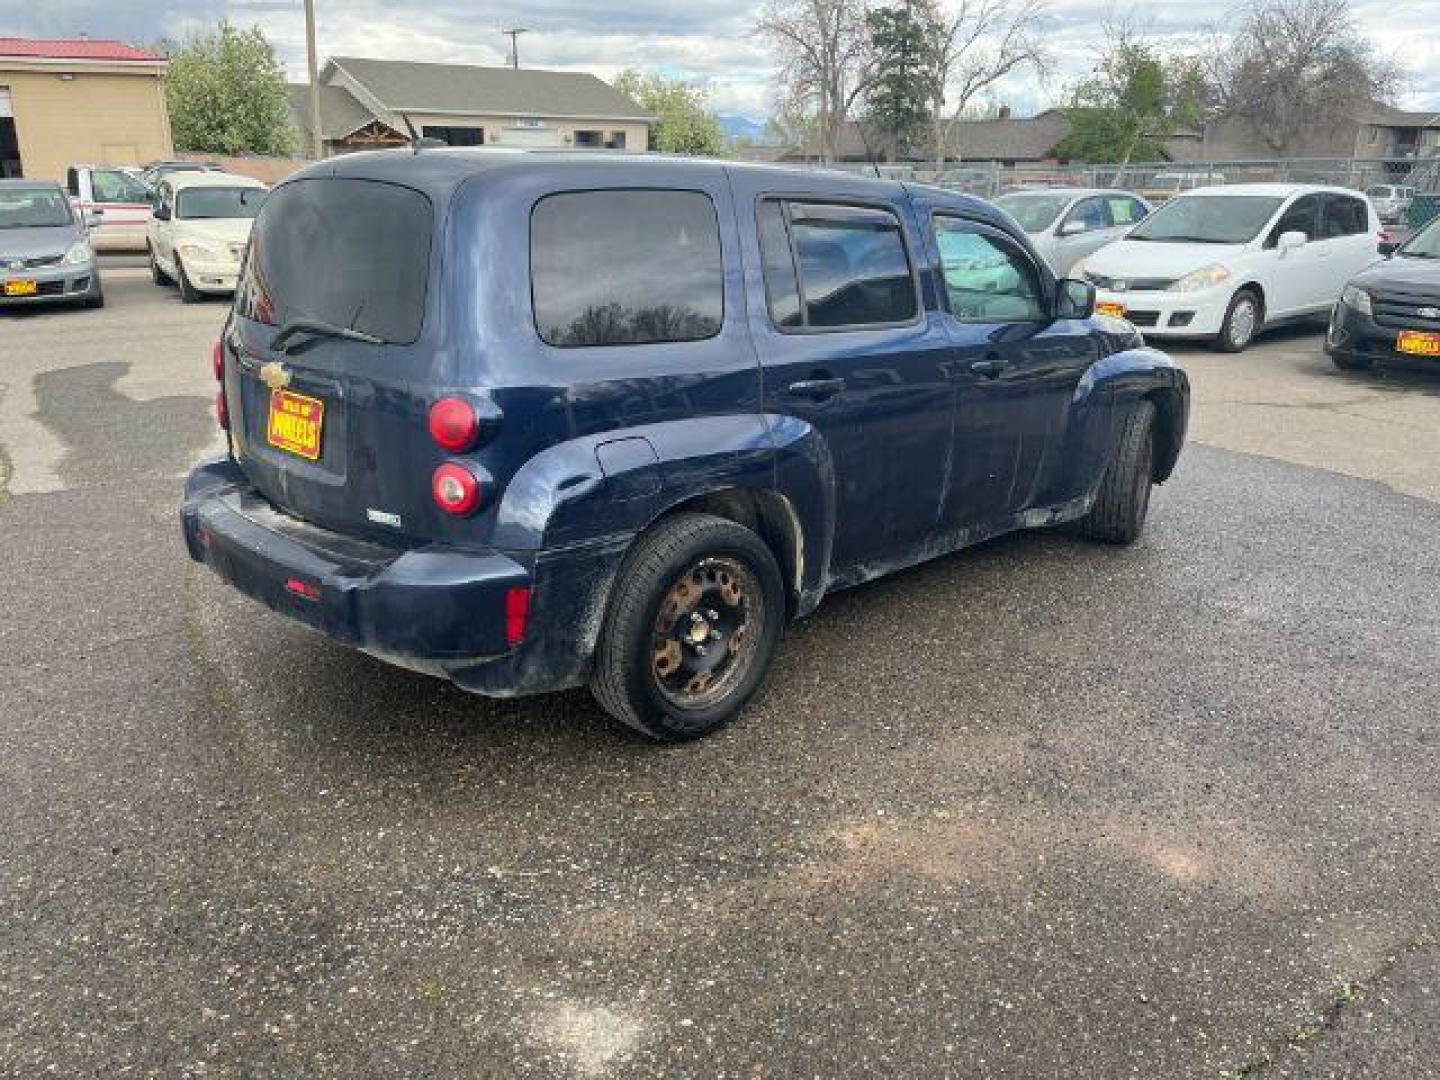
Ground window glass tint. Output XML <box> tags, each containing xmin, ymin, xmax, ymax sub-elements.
<box><xmin>236</xmin><ymin>177</ymin><xmax>432</xmax><ymax>345</ymax></box>
<box><xmin>91</xmin><ymin>169</ymin><xmax>148</xmax><ymax>204</ymax></box>
<box><xmin>757</xmin><ymin>200</ymin><xmax>802</xmax><ymax>328</ymax></box>
<box><xmin>786</xmin><ymin>202</ymin><xmax>916</xmax><ymax>328</ymax></box>
<box><xmin>933</xmin><ymin>218</ymin><xmax>1045</xmax><ymax>322</ymax></box>
<box><xmin>0</xmin><ymin>187</ymin><xmax>73</xmax><ymax>229</ymax></box>
<box><xmin>1272</xmin><ymin>195</ymin><xmax>1320</xmax><ymax>242</ymax></box>
<box><xmin>1322</xmin><ymin>195</ymin><xmax>1367</xmax><ymax>238</ymax></box>
<box><xmin>994</xmin><ymin>193</ymin><xmax>1070</xmax><ymax>232</ymax></box>
<box><xmin>1066</xmin><ymin>198</ymin><xmax>1110</xmax><ymax>232</ymax></box>
<box><xmin>177</xmin><ymin>186</ymin><xmax>265</xmax><ymax>220</ymax></box>
<box><xmin>1107</xmin><ymin>197</ymin><xmax>1144</xmax><ymax>225</ymax></box>
<box><xmin>532</xmin><ymin>190</ymin><xmax>723</xmax><ymax>347</ymax></box>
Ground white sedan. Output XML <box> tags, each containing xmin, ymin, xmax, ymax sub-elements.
<box><xmin>1073</xmin><ymin>184</ymin><xmax>1384</xmax><ymax>352</ymax></box>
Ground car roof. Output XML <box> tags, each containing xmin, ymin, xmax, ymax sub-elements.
<box><xmin>167</xmin><ymin>171</ymin><xmax>267</xmax><ymax>191</ymax></box>
<box><xmin>0</xmin><ymin>179</ymin><xmax>65</xmax><ymax>192</ymax></box>
<box><xmin>1175</xmin><ymin>182</ymin><xmax>1360</xmax><ymax>198</ymax></box>
<box><xmin>995</xmin><ymin>187</ymin><xmax>1141</xmax><ymax>199</ymax></box>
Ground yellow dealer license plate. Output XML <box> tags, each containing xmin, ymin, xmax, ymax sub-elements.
<box><xmin>1096</xmin><ymin>300</ymin><xmax>1126</xmax><ymax>318</ymax></box>
<box><xmin>4</xmin><ymin>279</ymin><xmax>38</xmax><ymax>297</ymax></box>
<box><xmin>267</xmin><ymin>389</ymin><xmax>325</xmax><ymax>460</ymax></box>
<box><xmin>1397</xmin><ymin>330</ymin><xmax>1440</xmax><ymax>357</ymax></box>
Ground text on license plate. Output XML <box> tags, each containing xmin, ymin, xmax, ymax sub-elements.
<box><xmin>4</xmin><ymin>279</ymin><xmax>38</xmax><ymax>297</ymax></box>
<box><xmin>267</xmin><ymin>389</ymin><xmax>325</xmax><ymax>460</ymax></box>
<box><xmin>1096</xmin><ymin>301</ymin><xmax>1126</xmax><ymax>318</ymax></box>
<box><xmin>1396</xmin><ymin>330</ymin><xmax>1440</xmax><ymax>357</ymax></box>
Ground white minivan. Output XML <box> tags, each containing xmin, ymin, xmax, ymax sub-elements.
<box><xmin>1073</xmin><ymin>184</ymin><xmax>1382</xmax><ymax>351</ymax></box>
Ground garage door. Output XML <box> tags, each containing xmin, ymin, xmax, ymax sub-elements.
<box><xmin>0</xmin><ymin>88</ymin><xmax>12</xmax><ymax>118</ymax></box>
<box><xmin>501</xmin><ymin>127</ymin><xmax>562</xmax><ymax>148</ymax></box>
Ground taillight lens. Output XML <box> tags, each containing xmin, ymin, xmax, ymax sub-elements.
<box><xmin>429</xmin><ymin>397</ymin><xmax>479</xmax><ymax>453</ymax></box>
<box><xmin>432</xmin><ymin>462</ymin><xmax>481</xmax><ymax>516</ymax></box>
<box><xmin>215</xmin><ymin>389</ymin><xmax>229</xmax><ymax>431</ymax></box>
<box><xmin>505</xmin><ymin>587</ymin><xmax>531</xmax><ymax>647</ymax></box>
<box><xmin>212</xmin><ymin>341</ymin><xmax>224</xmax><ymax>381</ymax></box>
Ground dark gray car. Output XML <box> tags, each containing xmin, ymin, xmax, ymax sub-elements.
<box><xmin>0</xmin><ymin>180</ymin><xmax>104</xmax><ymax>309</ymax></box>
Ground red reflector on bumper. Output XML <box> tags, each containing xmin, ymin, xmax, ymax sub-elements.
<box><xmin>285</xmin><ymin>577</ymin><xmax>321</xmax><ymax>602</ymax></box>
<box><xmin>505</xmin><ymin>586</ymin><xmax>531</xmax><ymax>647</ymax></box>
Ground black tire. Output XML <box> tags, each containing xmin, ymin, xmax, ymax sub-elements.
<box><xmin>1080</xmin><ymin>399</ymin><xmax>1156</xmax><ymax>545</ymax></box>
<box><xmin>1213</xmin><ymin>289</ymin><xmax>1262</xmax><ymax>353</ymax></box>
<box><xmin>177</xmin><ymin>260</ymin><xmax>202</xmax><ymax>304</ymax></box>
<box><xmin>84</xmin><ymin>286</ymin><xmax>105</xmax><ymax>310</ymax></box>
<box><xmin>149</xmin><ymin>246</ymin><xmax>171</xmax><ymax>286</ymax></box>
<box><xmin>591</xmin><ymin>512</ymin><xmax>786</xmax><ymax>742</ymax></box>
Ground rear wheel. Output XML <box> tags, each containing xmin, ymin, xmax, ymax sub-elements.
<box><xmin>1080</xmin><ymin>399</ymin><xmax>1155</xmax><ymax>545</ymax></box>
<box><xmin>1213</xmin><ymin>289</ymin><xmax>1261</xmax><ymax>353</ymax></box>
<box><xmin>177</xmin><ymin>259</ymin><xmax>202</xmax><ymax>304</ymax></box>
<box><xmin>591</xmin><ymin>513</ymin><xmax>785</xmax><ymax>742</ymax></box>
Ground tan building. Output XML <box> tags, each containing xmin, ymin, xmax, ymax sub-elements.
<box><xmin>289</xmin><ymin>57</ymin><xmax>651</xmax><ymax>157</ymax></box>
<box><xmin>0</xmin><ymin>37</ymin><xmax>171</xmax><ymax>182</ymax></box>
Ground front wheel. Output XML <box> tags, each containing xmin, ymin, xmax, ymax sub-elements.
<box><xmin>591</xmin><ymin>513</ymin><xmax>785</xmax><ymax>742</ymax></box>
<box><xmin>149</xmin><ymin>246</ymin><xmax>171</xmax><ymax>286</ymax></box>
<box><xmin>177</xmin><ymin>260</ymin><xmax>202</xmax><ymax>304</ymax></box>
<box><xmin>1079</xmin><ymin>399</ymin><xmax>1156</xmax><ymax>545</ymax></box>
<box><xmin>1213</xmin><ymin>289</ymin><xmax>1261</xmax><ymax>353</ymax></box>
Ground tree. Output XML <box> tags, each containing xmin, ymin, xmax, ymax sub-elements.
<box><xmin>613</xmin><ymin>70</ymin><xmax>725</xmax><ymax>156</ymax></box>
<box><xmin>924</xmin><ymin>0</ymin><xmax>1049</xmax><ymax>167</ymax></box>
<box><xmin>1207</xmin><ymin>0</ymin><xmax>1399</xmax><ymax>154</ymax></box>
<box><xmin>1056</xmin><ymin>23</ymin><xmax>1210</xmax><ymax>166</ymax></box>
<box><xmin>755</xmin><ymin>0</ymin><xmax>877</xmax><ymax>163</ymax></box>
<box><xmin>166</xmin><ymin>22</ymin><xmax>296</xmax><ymax>157</ymax></box>
<box><xmin>864</xmin><ymin>2</ymin><xmax>934</xmax><ymax>161</ymax></box>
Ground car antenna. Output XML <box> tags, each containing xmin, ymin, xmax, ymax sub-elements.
<box><xmin>400</xmin><ymin>115</ymin><xmax>444</xmax><ymax>153</ymax></box>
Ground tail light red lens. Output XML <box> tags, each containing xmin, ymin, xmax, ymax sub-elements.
<box><xmin>432</xmin><ymin>462</ymin><xmax>481</xmax><ymax>516</ymax></box>
<box><xmin>212</xmin><ymin>341</ymin><xmax>224</xmax><ymax>381</ymax></box>
<box><xmin>428</xmin><ymin>397</ymin><xmax>479</xmax><ymax>453</ymax></box>
<box><xmin>505</xmin><ymin>587</ymin><xmax>531</xmax><ymax>647</ymax></box>
<box><xmin>215</xmin><ymin>389</ymin><xmax>229</xmax><ymax>431</ymax></box>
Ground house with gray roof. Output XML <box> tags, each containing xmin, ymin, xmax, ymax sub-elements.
<box><xmin>290</xmin><ymin>57</ymin><xmax>652</xmax><ymax>156</ymax></box>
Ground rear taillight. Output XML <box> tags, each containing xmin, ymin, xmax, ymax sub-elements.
<box><xmin>215</xmin><ymin>390</ymin><xmax>229</xmax><ymax>430</ymax></box>
<box><xmin>432</xmin><ymin>462</ymin><xmax>481</xmax><ymax>516</ymax></box>
<box><xmin>505</xmin><ymin>587</ymin><xmax>531</xmax><ymax>647</ymax></box>
<box><xmin>212</xmin><ymin>341</ymin><xmax>224</xmax><ymax>381</ymax></box>
<box><xmin>429</xmin><ymin>397</ymin><xmax>479</xmax><ymax>453</ymax></box>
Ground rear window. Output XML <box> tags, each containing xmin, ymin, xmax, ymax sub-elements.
<box><xmin>236</xmin><ymin>178</ymin><xmax>431</xmax><ymax>345</ymax></box>
<box><xmin>531</xmin><ymin>190</ymin><xmax>723</xmax><ymax>347</ymax></box>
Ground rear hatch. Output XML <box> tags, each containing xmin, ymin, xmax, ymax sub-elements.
<box><xmin>226</xmin><ymin>175</ymin><xmax>447</xmax><ymax>546</ymax></box>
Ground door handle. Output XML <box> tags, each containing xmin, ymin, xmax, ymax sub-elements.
<box><xmin>787</xmin><ymin>376</ymin><xmax>846</xmax><ymax>401</ymax></box>
<box><xmin>970</xmin><ymin>355</ymin><xmax>1004</xmax><ymax>379</ymax></box>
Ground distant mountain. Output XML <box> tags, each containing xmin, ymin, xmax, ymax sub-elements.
<box><xmin>717</xmin><ymin>114</ymin><xmax>772</xmax><ymax>145</ymax></box>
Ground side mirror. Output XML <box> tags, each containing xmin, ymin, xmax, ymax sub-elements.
<box><xmin>1055</xmin><ymin>278</ymin><xmax>1096</xmax><ymax>320</ymax></box>
<box><xmin>1378</xmin><ymin>239</ymin><xmax>1399</xmax><ymax>256</ymax></box>
<box><xmin>1058</xmin><ymin>218</ymin><xmax>1088</xmax><ymax>237</ymax></box>
<box><xmin>1278</xmin><ymin>230</ymin><xmax>1307</xmax><ymax>252</ymax></box>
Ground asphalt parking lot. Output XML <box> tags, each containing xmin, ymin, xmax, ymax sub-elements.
<box><xmin>2</xmin><ymin>260</ymin><xmax>1437</xmax><ymax>1077</ymax></box>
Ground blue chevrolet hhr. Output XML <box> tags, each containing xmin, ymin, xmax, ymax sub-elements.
<box><xmin>182</xmin><ymin>150</ymin><xmax>1189</xmax><ymax>741</ymax></box>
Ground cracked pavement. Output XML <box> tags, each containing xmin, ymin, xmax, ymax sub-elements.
<box><xmin>1</xmin><ymin>267</ymin><xmax>1437</xmax><ymax>1077</ymax></box>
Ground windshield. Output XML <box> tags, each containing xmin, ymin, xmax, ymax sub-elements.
<box><xmin>1128</xmin><ymin>195</ymin><xmax>1283</xmax><ymax>244</ymax></box>
<box><xmin>177</xmin><ymin>186</ymin><xmax>265</xmax><ymax>220</ymax></box>
<box><xmin>1399</xmin><ymin>216</ymin><xmax>1440</xmax><ymax>259</ymax></box>
<box><xmin>994</xmin><ymin>193</ymin><xmax>1072</xmax><ymax>232</ymax></box>
<box><xmin>236</xmin><ymin>177</ymin><xmax>432</xmax><ymax>345</ymax></box>
<box><xmin>0</xmin><ymin>188</ymin><xmax>74</xmax><ymax>229</ymax></box>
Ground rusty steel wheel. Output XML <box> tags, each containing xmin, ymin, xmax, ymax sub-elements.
<box><xmin>649</xmin><ymin>556</ymin><xmax>763</xmax><ymax>710</ymax></box>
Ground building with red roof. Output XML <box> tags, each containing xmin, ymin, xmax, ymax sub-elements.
<box><xmin>0</xmin><ymin>36</ymin><xmax>171</xmax><ymax>182</ymax></box>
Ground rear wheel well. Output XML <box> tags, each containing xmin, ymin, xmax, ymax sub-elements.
<box><xmin>652</xmin><ymin>489</ymin><xmax>803</xmax><ymax>615</ymax></box>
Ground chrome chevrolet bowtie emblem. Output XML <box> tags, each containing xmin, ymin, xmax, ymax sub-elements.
<box><xmin>260</xmin><ymin>361</ymin><xmax>291</xmax><ymax>390</ymax></box>
<box><xmin>1419</xmin><ymin>306</ymin><xmax>1440</xmax><ymax>320</ymax></box>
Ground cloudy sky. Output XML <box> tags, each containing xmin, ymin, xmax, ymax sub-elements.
<box><xmin>4</xmin><ymin>0</ymin><xmax>1439</xmax><ymax>121</ymax></box>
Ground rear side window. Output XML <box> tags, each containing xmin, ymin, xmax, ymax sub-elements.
<box><xmin>531</xmin><ymin>190</ymin><xmax>723</xmax><ymax>347</ymax></box>
<box><xmin>1065</xmin><ymin>197</ymin><xmax>1110</xmax><ymax>233</ymax></box>
<box><xmin>1321</xmin><ymin>195</ymin><xmax>1368</xmax><ymax>238</ymax></box>
<box><xmin>1108</xmin><ymin>196</ymin><xmax>1146</xmax><ymax>225</ymax></box>
<box><xmin>759</xmin><ymin>200</ymin><xmax>918</xmax><ymax>330</ymax></box>
<box><xmin>236</xmin><ymin>178</ymin><xmax>432</xmax><ymax>345</ymax></box>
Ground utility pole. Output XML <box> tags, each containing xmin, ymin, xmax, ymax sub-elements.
<box><xmin>501</xmin><ymin>28</ymin><xmax>529</xmax><ymax>70</ymax></box>
<box><xmin>304</xmin><ymin>0</ymin><xmax>324</xmax><ymax>159</ymax></box>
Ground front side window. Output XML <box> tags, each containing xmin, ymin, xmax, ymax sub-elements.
<box><xmin>932</xmin><ymin>217</ymin><xmax>1045</xmax><ymax>322</ymax></box>
<box><xmin>531</xmin><ymin>190</ymin><xmax>723</xmax><ymax>347</ymax></box>
<box><xmin>237</xmin><ymin>177</ymin><xmax>432</xmax><ymax>344</ymax></box>
<box><xmin>90</xmin><ymin>169</ymin><xmax>148</xmax><ymax>204</ymax></box>
<box><xmin>994</xmin><ymin>193</ymin><xmax>1070</xmax><ymax>233</ymax></box>
<box><xmin>1270</xmin><ymin>195</ymin><xmax>1321</xmax><ymax>244</ymax></box>
<box><xmin>758</xmin><ymin>200</ymin><xmax>918</xmax><ymax>330</ymax></box>
<box><xmin>1064</xmin><ymin>197</ymin><xmax>1110</xmax><ymax>233</ymax></box>
<box><xmin>177</xmin><ymin>186</ymin><xmax>265</xmax><ymax>220</ymax></box>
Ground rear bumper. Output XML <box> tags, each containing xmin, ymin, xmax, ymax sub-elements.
<box><xmin>181</xmin><ymin>457</ymin><xmax>627</xmax><ymax>696</ymax></box>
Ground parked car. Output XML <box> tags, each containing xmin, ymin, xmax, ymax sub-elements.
<box><xmin>932</xmin><ymin>167</ymin><xmax>996</xmax><ymax>195</ymax></box>
<box><xmin>993</xmin><ymin>188</ymin><xmax>1151</xmax><ymax>275</ymax></box>
<box><xmin>1074</xmin><ymin>184</ymin><xmax>1383</xmax><ymax>351</ymax></box>
<box><xmin>1327</xmin><ymin>212</ymin><xmax>1440</xmax><ymax>371</ymax></box>
<box><xmin>0</xmin><ymin>179</ymin><xmax>103</xmax><ymax>309</ymax></box>
<box><xmin>65</xmin><ymin>164</ymin><xmax>152</xmax><ymax>252</ymax></box>
<box><xmin>180</xmin><ymin>152</ymin><xmax>1189</xmax><ymax>741</ymax></box>
<box><xmin>1365</xmin><ymin>184</ymin><xmax>1414</xmax><ymax>225</ymax></box>
<box><xmin>148</xmin><ymin>171</ymin><xmax>267</xmax><ymax>301</ymax></box>
<box><xmin>139</xmin><ymin>160</ymin><xmax>222</xmax><ymax>192</ymax></box>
